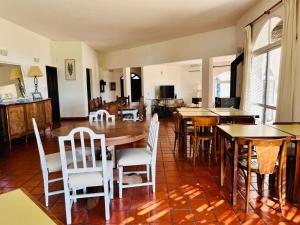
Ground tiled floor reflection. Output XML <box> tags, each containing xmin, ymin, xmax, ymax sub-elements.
<box><xmin>0</xmin><ymin>119</ymin><xmax>300</xmax><ymax>224</ymax></box>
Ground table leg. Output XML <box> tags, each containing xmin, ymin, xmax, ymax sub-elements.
<box><xmin>232</xmin><ymin>140</ymin><xmax>238</xmax><ymax>206</ymax></box>
<box><xmin>220</xmin><ymin>134</ymin><xmax>225</xmax><ymax>187</ymax></box>
<box><xmin>183</xmin><ymin>119</ymin><xmax>187</xmax><ymax>157</ymax></box>
<box><xmin>293</xmin><ymin>141</ymin><xmax>300</xmax><ymax>203</ymax></box>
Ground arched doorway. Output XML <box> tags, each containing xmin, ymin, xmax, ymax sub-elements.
<box><xmin>130</xmin><ymin>73</ymin><xmax>141</xmax><ymax>102</ymax></box>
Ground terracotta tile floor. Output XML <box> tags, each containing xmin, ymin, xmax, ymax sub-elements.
<box><xmin>1</xmin><ymin>119</ymin><xmax>300</xmax><ymax>224</ymax></box>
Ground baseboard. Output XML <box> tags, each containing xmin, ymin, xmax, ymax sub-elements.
<box><xmin>60</xmin><ymin>116</ymin><xmax>88</xmax><ymax>121</ymax></box>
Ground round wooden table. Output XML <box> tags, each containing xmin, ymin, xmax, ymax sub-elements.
<box><xmin>51</xmin><ymin>119</ymin><xmax>148</xmax><ymax>146</ymax></box>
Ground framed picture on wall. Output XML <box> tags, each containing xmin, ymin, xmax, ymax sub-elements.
<box><xmin>110</xmin><ymin>82</ymin><xmax>116</xmax><ymax>91</ymax></box>
<box><xmin>65</xmin><ymin>59</ymin><xmax>76</xmax><ymax>80</ymax></box>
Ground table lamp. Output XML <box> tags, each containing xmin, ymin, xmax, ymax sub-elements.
<box><xmin>10</xmin><ymin>68</ymin><xmax>25</xmax><ymax>97</ymax></box>
<box><xmin>28</xmin><ymin>66</ymin><xmax>43</xmax><ymax>93</ymax></box>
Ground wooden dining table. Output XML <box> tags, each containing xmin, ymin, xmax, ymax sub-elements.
<box><xmin>217</xmin><ymin>124</ymin><xmax>291</xmax><ymax>206</ymax></box>
<box><xmin>52</xmin><ymin>119</ymin><xmax>148</xmax><ymax>146</ymax></box>
<box><xmin>270</xmin><ymin>124</ymin><xmax>300</xmax><ymax>203</ymax></box>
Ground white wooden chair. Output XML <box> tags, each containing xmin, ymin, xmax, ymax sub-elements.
<box><xmin>117</xmin><ymin>113</ymin><xmax>159</xmax><ymax>198</ymax></box>
<box><xmin>89</xmin><ymin>109</ymin><xmax>115</xmax><ymax>123</ymax></box>
<box><xmin>59</xmin><ymin>127</ymin><xmax>113</xmax><ymax>224</ymax></box>
<box><xmin>32</xmin><ymin>118</ymin><xmax>67</xmax><ymax>207</ymax></box>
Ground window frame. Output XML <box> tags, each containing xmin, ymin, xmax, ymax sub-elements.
<box><xmin>250</xmin><ymin>17</ymin><xmax>282</xmax><ymax>124</ymax></box>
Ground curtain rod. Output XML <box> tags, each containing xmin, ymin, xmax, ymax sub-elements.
<box><xmin>246</xmin><ymin>0</ymin><xmax>283</xmax><ymax>27</ymax></box>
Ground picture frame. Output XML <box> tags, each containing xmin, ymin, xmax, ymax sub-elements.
<box><xmin>65</xmin><ymin>59</ymin><xmax>76</xmax><ymax>80</ymax></box>
<box><xmin>32</xmin><ymin>92</ymin><xmax>43</xmax><ymax>100</ymax></box>
<box><xmin>110</xmin><ymin>82</ymin><xmax>116</xmax><ymax>91</ymax></box>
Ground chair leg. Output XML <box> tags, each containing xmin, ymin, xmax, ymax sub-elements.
<box><xmin>146</xmin><ymin>164</ymin><xmax>150</xmax><ymax>181</ymax></box>
<box><xmin>257</xmin><ymin>174</ymin><xmax>265</xmax><ymax>196</ymax></box>
<box><xmin>118</xmin><ymin>166</ymin><xmax>123</xmax><ymax>198</ymax></box>
<box><xmin>193</xmin><ymin>139</ymin><xmax>198</xmax><ymax>165</ymax></box>
<box><xmin>72</xmin><ymin>189</ymin><xmax>77</xmax><ymax>203</ymax></box>
<box><xmin>65</xmin><ymin>191</ymin><xmax>72</xmax><ymax>225</ymax></box>
<box><xmin>103</xmin><ymin>179</ymin><xmax>111</xmax><ymax>220</ymax></box>
<box><xmin>44</xmin><ymin>181</ymin><xmax>49</xmax><ymax>207</ymax></box>
<box><xmin>110</xmin><ymin>174</ymin><xmax>114</xmax><ymax>199</ymax></box>
<box><xmin>173</xmin><ymin>136</ymin><xmax>177</xmax><ymax>152</ymax></box>
<box><xmin>151</xmin><ymin>164</ymin><xmax>156</xmax><ymax>193</ymax></box>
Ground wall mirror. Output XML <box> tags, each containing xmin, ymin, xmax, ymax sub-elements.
<box><xmin>0</xmin><ymin>63</ymin><xmax>26</xmax><ymax>100</ymax></box>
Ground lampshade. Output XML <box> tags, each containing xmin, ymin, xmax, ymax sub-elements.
<box><xmin>10</xmin><ymin>68</ymin><xmax>22</xmax><ymax>81</ymax></box>
<box><xmin>28</xmin><ymin>66</ymin><xmax>43</xmax><ymax>77</ymax></box>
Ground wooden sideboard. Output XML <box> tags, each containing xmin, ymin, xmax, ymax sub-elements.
<box><xmin>0</xmin><ymin>99</ymin><xmax>52</xmax><ymax>148</ymax></box>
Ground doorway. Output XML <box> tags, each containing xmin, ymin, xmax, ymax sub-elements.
<box><xmin>120</xmin><ymin>76</ymin><xmax>124</xmax><ymax>97</ymax></box>
<box><xmin>131</xmin><ymin>73</ymin><xmax>141</xmax><ymax>102</ymax></box>
<box><xmin>46</xmin><ymin>66</ymin><xmax>60</xmax><ymax>122</ymax></box>
<box><xmin>86</xmin><ymin>68</ymin><xmax>92</xmax><ymax>107</ymax></box>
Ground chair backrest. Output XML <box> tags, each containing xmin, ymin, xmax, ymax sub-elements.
<box><xmin>106</xmin><ymin>102</ymin><xmax>119</xmax><ymax>117</ymax></box>
<box><xmin>116</xmin><ymin>95</ymin><xmax>130</xmax><ymax>106</ymax></box>
<box><xmin>238</xmin><ymin>137</ymin><xmax>290</xmax><ymax>174</ymax></box>
<box><xmin>58</xmin><ymin>127</ymin><xmax>109</xmax><ymax>183</ymax></box>
<box><xmin>147</xmin><ymin>113</ymin><xmax>160</xmax><ymax>162</ymax></box>
<box><xmin>89</xmin><ymin>99</ymin><xmax>96</xmax><ymax>112</ymax></box>
<box><xmin>32</xmin><ymin>118</ymin><xmax>48</xmax><ymax>176</ymax></box>
<box><xmin>192</xmin><ymin>116</ymin><xmax>219</xmax><ymax>127</ymax></box>
<box><xmin>92</xmin><ymin>109</ymin><xmax>115</xmax><ymax>122</ymax></box>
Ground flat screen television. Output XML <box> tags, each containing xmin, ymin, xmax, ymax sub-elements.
<box><xmin>160</xmin><ymin>85</ymin><xmax>174</xmax><ymax>98</ymax></box>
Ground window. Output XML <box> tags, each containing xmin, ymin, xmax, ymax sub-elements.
<box><xmin>250</xmin><ymin>17</ymin><xmax>282</xmax><ymax>124</ymax></box>
<box><xmin>215</xmin><ymin>71</ymin><xmax>231</xmax><ymax>98</ymax></box>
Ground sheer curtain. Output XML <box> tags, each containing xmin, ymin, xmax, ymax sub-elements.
<box><xmin>276</xmin><ymin>0</ymin><xmax>297</xmax><ymax>122</ymax></box>
<box><xmin>240</xmin><ymin>25</ymin><xmax>252</xmax><ymax>111</ymax></box>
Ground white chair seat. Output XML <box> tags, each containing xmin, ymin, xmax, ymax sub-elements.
<box><xmin>68</xmin><ymin>161</ymin><xmax>114</xmax><ymax>189</ymax></box>
<box><xmin>118</xmin><ymin>148</ymin><xmax>152</xmax><ymax>166</ymax></box>
<box><xmin>46</xmin><ymin>147</ymin><xmax>93</xmax><ymax>173</ymax></box>
<box><xmin>68</xmin><ymin>172</ymin><xmax>103</xmax><ymax>189</ymax></box>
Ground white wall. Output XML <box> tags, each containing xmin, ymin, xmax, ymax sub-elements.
<box><xmin>51</xmin><ymin>41</ymin><xmax>87</xmax><ymax>118</ymax></box>
<box><xmin>101</xmin><ymin>26</ymin><xmax>237</xmax><ymax>69</ymax></box>
<box><xmin>99</xmin><ymin>68</ymin><xmax>122</xmax><ymax>102</ymax></box>
<box><xmin>0</xmin><ymin>17</ymin><xmax>52</xmax><ymax>98</ymax></box>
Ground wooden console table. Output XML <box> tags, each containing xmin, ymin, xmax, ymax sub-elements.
<box><xmin>0</xmin><ymin>99</ymin><xmax>52</xmax><ymax>149</ymax></box>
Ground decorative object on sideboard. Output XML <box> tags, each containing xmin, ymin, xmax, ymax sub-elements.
<box><xmin>110</xmin><ymin>82</ymin><xmax>116</xmax><ymax>91</ymax></box>
<box><xmin>100</xmin><ymin>80</ymin><xmax>106</xmax><ymax>93</ymax></box>
<box><xmin>64</xmin><ymin>59</ymin><xmax>76</xmax><ymax>80</ymax></box>
<box><xmin>28</xmin><ymin>66</ymin><xmax>43</xmax><ymax>92</ymax></box>
<box><xmin>10</xmin><ymin>68</ymin><xmax>26</xmax><ymax>97</ymax></box>
<box><xmin>32</xmin><ymin>92</ymin><xmax>43</xmax><ymax>100</ymax></box>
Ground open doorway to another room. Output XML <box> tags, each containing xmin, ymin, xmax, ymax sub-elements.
<box><xmin>86</xmin><ymin>68</ymin><xmax>92</xmax><ymax>112</ymax></box>
<box><xmin>46</xmin><ymin>66</ymin><xmax>60</xmax><ymax>122</ymax></box>
<box><xmin>130</xmin><ymin>67</ymin><xmax>142</xmax><ymax>102</ymax></box>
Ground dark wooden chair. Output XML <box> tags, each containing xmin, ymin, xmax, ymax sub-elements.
<box><xmin>116</xmin><ymin>95</ymin><xmax>130</xmax><ymax>106</ymax></box>
<box><xmin>191</xmin><ymin>117</ymin><xmax>219</xmax><ymax>164</ymax></box>
<box><xmin>237</xmin><ymin>137</ymin><xmax>290</xmax><ymax>212</ymax></box>
<box><xmin>138</xmin><ymin>96</ymin><xmax>144</xmax><ymax>121</ymax></box>
<box><xmin>173</xmin><ymin>112</ymin><xmax>193</xmax><ymax>154</ymax></box>
<box><xmin>105</xmin><ymin>102</ymin><xmax>119</xmax><ymax>117</ymax></box>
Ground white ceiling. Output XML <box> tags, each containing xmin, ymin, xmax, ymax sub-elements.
<box><xmin>0</xmin><ymin>0</ymin><xmax>259</xmax><ymax>52</ymax></box>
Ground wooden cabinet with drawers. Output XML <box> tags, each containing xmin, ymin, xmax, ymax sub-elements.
<box><xmin>0</xmin><ymin>99</ymin><xmax>52</xmax><ymax>148</ymax></box>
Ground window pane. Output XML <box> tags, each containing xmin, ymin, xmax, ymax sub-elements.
<box><xmin>215</xmin><ymin>71</ymin><xmax>230</xmax><ymax>98</ymax></box>
<box><xmin>253</xmin><ymin>21</ymin><xmax>269</xmax><ymax>50</ymax></box>
<box><xmin>250</xmin><ymin>53</ymin><xmax>267</xmax><ymax>105</ymax></box>
<box><xmin>266</xmin><ymin>47</ymin><xmax>281</xmax><ymax>107</ymax></box>
<box><xmin>270</xmin><ymin>18</ymin><xmax>283</xmax><ymax>43</ymax></box>
<box><xmin>265</xmin><ymin>108</ymin><xmax>276</xmax><ymax>124</ymax></box>
<box><xmin>251</xmin><ymin>105</ymin><xmax>264</xmax><ymax>124</ymax></box>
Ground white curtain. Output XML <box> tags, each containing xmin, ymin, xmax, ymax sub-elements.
<box><xmin>240</xmin><ymin>25</ymin><xmax>252</xmax><ymax>111</ymax></box>
<box><xmin>276</xmin><ymin>0</ymin><xmax>297</xmax><ymax>122</ymax></box>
